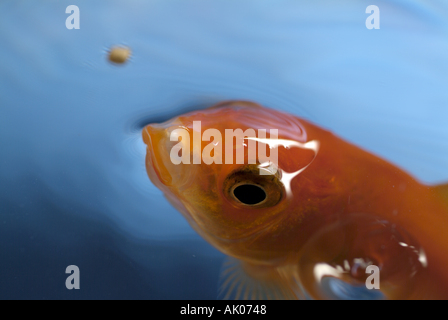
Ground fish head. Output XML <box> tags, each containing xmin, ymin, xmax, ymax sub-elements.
<box><xmin>142</xmin><ymin>101</ymin><xmax>318</xmax><ymax>263</ymax></box>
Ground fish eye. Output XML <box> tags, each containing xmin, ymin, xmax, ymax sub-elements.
<box><xmin>231</xmin><ymin>183</ymin><xmax>267</xmax><ymax>206</ymax></box>
<box><xmin>223</xmin><ymin>165</ymin><xmax>284</xmax><ymax>208</ymax></box>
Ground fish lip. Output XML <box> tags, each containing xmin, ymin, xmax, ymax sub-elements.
<box><xmin>142</xmin><ymin>125</ymin><xmax>173</xmax><ymax>187</ymax></box>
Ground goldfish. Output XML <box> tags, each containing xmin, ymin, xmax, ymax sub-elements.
<box><xmin>142</xmin><ymin>100</ymin><xmax>448</xmax><ymax>300</ymax></box>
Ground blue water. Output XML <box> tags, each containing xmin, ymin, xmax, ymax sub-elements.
<box><xmin>0</xmin><ymin>0</ymin><xmax>447</xmax><ymax>299</ymax></box>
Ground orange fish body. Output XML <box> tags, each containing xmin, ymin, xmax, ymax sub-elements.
<box><xmin>142</xmin><ymin>101</ymin><xmax>448</xmax><ymax>299</ymax></box>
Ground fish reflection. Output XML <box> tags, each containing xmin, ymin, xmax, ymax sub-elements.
<box><xmin>142</xmin><ymin>101</ymin><xmax>448</xmax><ymax>299</ymax></box>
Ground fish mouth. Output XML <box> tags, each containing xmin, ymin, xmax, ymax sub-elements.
<box><xmin>143</xmin><ymin>121</ymin><xmax>199</xmax><ymax>190</ymax></box>
<box><xmin>142</xmin><ymin>124</ymin><xmax>174</xmax><ymax>187</ymax></box>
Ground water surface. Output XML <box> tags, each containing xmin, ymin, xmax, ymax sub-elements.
<box><xmin>0</xmin><ymin>0</ymin><xmax>447</xmax><ymax>299</ymax></box>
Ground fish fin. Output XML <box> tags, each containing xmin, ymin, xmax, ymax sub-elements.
<box><xmin>217</xmin><ymin>257</ymin><xmax>300</xmax><ymax>300</ymax></box>
<box><xmin>432</xmin><ymin>183</ymin><xmax>448</xmax><ymax>208</ymax></box>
